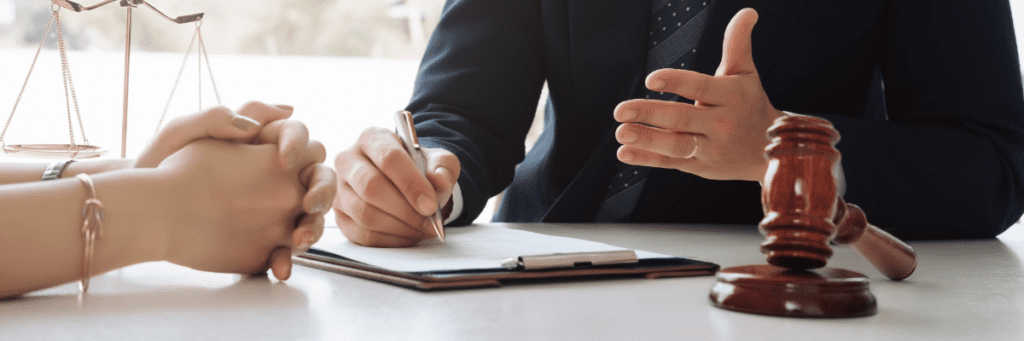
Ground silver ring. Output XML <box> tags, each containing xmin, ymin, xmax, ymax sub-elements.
<box><xmin>683</xmin><ymin>135</ymin><xmax>698</xmax><ymax>159</ymax></box>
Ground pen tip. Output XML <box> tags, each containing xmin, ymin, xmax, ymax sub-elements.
<box><xmin>432</xmin><ymin>216</ymin><xmax>445</xmax><ymax>242</ymax></box>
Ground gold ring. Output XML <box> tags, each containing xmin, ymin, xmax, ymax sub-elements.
<box><xmin>683</xmin><ymin>135</ymin><xmax>698</xmax><ymax>159</ymax></box>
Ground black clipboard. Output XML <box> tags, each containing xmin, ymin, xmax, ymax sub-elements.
<box><xmin>295</xmin><ymin>248</ymin><xmax>719</xmax><ymax>291</ymax></box>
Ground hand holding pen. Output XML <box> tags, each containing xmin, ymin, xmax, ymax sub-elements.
<box><xmin>394</xmin><ymin>110</ymin><xmax>448</xmax><ymax>241</ymax></box>
<box><xmin>332</xmin><ymin>110</ymin><xmax>461</xmax><ymax>247</ymax></box>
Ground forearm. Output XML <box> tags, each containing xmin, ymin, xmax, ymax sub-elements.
<box><xmin>832</xmin><ymin>0</ymin><xmax>1024</xmax><ymax>239</ymax></box>
<box><xmin>0</xmin><ymin>159</ymin><xmax>133</xmax><ymax>185</ymax></box>
<box><xmin>0</xmin><ymin>169</ymin><xmax>169</xmax><ymax>299</ymax></box>
<box><xmin>823</xmin><ymin>115</ymin><xmax>1024</xmax><ymax>240</ymax></box>
<box><xmin>409</xmin><ymin>0</ymin><xmax>547</xmax><ymax>224</ymax></box>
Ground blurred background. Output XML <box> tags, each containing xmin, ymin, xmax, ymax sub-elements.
<box><xmin>0</xmin><ymin>0</ymin><xmax>445</xmax><ymax>58</ymax></box>
<box><xmin>0</xmin><ymin>0</ymin><xmax>1023</xmax><ymax>224</ymax></box>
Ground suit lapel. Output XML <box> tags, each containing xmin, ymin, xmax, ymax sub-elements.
<box><xmin>545</xmin><ymin>0</ymin><xmax>810</xmax><ymax>222</ymax></box>
<box><xmin>541</xmin><ymin>0</ymin><xmax>649</xmax><ymax>222</ymax></box>
<box><xmin>567</xmin><ymin>0</ymin><xmax>650</xmax><ymax>115</ymax></box>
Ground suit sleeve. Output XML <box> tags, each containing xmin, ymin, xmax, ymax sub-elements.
<box><xmin>820</xmin><ymin>0</ymin><xmax>1024</xmax><ymax>239</ymax></box>
<box><xmin>406</xmin><ymin>0</ymin><xmax>546</xmax><ymax>226</ymax></box>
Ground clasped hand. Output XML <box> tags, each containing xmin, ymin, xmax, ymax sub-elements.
<box><xmin>614</xmin><ymin>8</ymin><xmax>784</xmax><ymax>182</ymax></box>
<box><xmin>136</xmin><ymin>102</ymin><xmax>336</xmax><ymax>280</ymax></box>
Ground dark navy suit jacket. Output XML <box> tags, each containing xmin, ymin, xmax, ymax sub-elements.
<box><xmin>406</xmin><ymin>0</ymin><xmax>1024</xmax><ymax>239</ymax></box>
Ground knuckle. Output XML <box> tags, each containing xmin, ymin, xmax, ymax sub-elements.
<box><xmin>378</xmin><ymin>148</ymin><xmax>407</xmax><ymax>170</ymax></box>
<box><xmin>237</xmin><ymin>101</ymin><xmax>263</xmax><ymax>113</ymax></box>
<box><xmin>286</xmin><ymin>120</ymin><xmax>310</xmax><ymax>136</ymax></box>
<box><xmin>353</xmin><ymin>170</ymin><xmax>386</xmax><ymax>198</ymax></box>
<box><xmin>351</xmin><ymin>201</ymin><xmax>375</xmax><ymax>226</ymax></box>
<box><xmin>338</xmin><ymin>224</ymin><xmax>367</xmax><ymax>245</ymax></box>
<box><xmin>309</xmin><ymin>140</ymin><xmax>328</xmax><ymax>162</ymax></box>
<box><xmin>672</xmin><ymin>112</ymin><xmax>690</xmax><ymax>132</ymax></box>
<box><xmin>692</xmin><ymin>80</ymin><xmax>708</xmax><ymax>100</ymax></box>
<box><xmin>334</xmin><ymin>150</ymin><xmax>352</xmax><ymax>169</ymax></box>
<box><xmin>358</xmin><ymin>127</ymin><xmax>387</xmax><ymax>143</ymax></box>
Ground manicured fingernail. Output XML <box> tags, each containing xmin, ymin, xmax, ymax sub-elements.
<box><xmin>275</xmin><ymin>104</ymin><xmax>294</xmax><ymax>112</ymax></box>
<box><xmin>620</xmin><ymin>110</ymin><xmax>637</xmax><ymax>121</ymax></box>
<box><xmin>293</xmin><ymin>230</ymin><xmax>314</xmax><ymax>254</ymax></box>
<box><xmin>620</xmin><ymin>130</ymin><xmax>637</xmax><ymax>143</ymax></box>
<box><xmin>231</xmin><ymin>115</ymin><xmax>260</xmax><ymax>131</ymax></box>
<box><xmin>417</xmin><ymin>195</ymin><xmax>435</xmax><ymax>215</ymax></box>
<box><xmin>649</xmin><ymin>79</ymin><xmax>665</xmax><ymax>90</ymax></box>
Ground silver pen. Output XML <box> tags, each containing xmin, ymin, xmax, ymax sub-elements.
<box><xmin>394</xmin><ymin>110</ymin><xmax>446</xmax><ymax>242</ymax></box>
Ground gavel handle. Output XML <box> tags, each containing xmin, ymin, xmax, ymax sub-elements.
<box><xmin>833</xmin><ymin>200</ymin><xmax>917</xmax><ymax>281</ymax></box>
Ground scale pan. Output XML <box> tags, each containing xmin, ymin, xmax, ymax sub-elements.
<box><xmin>2</xmin><ymin>144</ymin><xmax>106</xmax><ymax>159</ymax></box>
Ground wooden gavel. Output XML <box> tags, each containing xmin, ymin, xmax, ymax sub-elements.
<box><xmin>758</xmin><ymin>115</ymin><xmax>916</xmax><ymax>280</ymax></box>
<box><xmin>711</xmin><ymin>115</ymin><xmax>917</xmax><ymax>318</ymax></box>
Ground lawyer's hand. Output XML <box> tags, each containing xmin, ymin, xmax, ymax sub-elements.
<box><xmin>156</xmin><ymin>139</ymin><xmax>323</xmax><ymax>280</ymax></box>
<box><xmin>613</xmin><ymin>8</ymin><xmax>784</xmax><ymax>182</ymax></box>
<box><xmin>333</xmin><ymin>127</ymin><xmax>460</xmax><ymax>247</ymax></box>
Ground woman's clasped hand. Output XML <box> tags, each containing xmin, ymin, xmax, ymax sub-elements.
<box><xmin>141</xmin><ymin>102</ymin><xmax>337</xmax><ymax>281</ymax></box>
<box><xmin>0</xmin><ymin>101</ymin><xmax>336</xmax><ymax>299</ymax></box>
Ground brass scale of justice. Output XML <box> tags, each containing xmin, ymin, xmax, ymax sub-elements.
<box><xmin>3</xmin><ymin>1</ymin><xmax>921</xmax><ymax>319</ymax></box>
<box><xmin>0</xmin><ymin>0</ymin><xmax>220</xmax><ymax>159</ymax></box>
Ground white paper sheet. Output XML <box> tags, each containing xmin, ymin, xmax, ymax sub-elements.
<box><xmin>310</xmin><ymin>225</ymin><xmax>669</xmax><ymax>272</ymax></box>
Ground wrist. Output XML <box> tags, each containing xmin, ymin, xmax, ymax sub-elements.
<box><xmin>63</xmin><ymin>158</ymin><xmax>134</xmax><ymax>179</ymax></box>
<box><xmin>90</xmin><ymin>169</ymin><xmax>173</xmax><ymax>264</ymax></box>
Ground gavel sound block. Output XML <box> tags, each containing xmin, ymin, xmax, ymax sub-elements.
<box><xmin>708</xmin><ymin>115</ymin><xmax>917</xmax><ymax>318</ymax></box>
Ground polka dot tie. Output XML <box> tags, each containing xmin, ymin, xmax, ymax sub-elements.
<box><xmin>594</xmin><ymin>0</ymin><xmax>711</xmax><ymax>222</ymax></box>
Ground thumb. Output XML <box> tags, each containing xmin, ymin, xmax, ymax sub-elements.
<box><xmin>267</xmin><ymin>246</ymin><xmax>293</xmax><ymax>281</ymax></box>
<box><xmin>717</xmin><ymin>8</ymin><xmax>758</xmax><ymax>76</ymax></box>
<box><xmin>135</xmin><ymin>107</ymin><xmax>260</xmax><ymax>168</ymax></box>
<box><xmin>423</xmin><ymin>147</ymin><xmax>460</xmax><ymax>200</ymax></box>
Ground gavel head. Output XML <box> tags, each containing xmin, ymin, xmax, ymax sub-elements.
<box><xmin>759</xmin><ymin>115</ymin><xmax>842</xmax><ymax>270</ymax></box>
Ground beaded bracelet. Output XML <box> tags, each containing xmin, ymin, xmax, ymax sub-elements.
<box><xmin>75</xmin><ymin>173</ymin><xmax>104</xmax><ymax>293</ymax></box>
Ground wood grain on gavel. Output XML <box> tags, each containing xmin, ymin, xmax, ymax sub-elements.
<box><xmin>759</xmin><ymin>115</ymin><xmax>916</xmax><ymax>280</ymax></box>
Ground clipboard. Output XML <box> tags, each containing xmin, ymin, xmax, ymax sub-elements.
<box><xmin>294</xmin><ymin>226</ymin><xmax>719</xmax><ymax>291</ymax></box>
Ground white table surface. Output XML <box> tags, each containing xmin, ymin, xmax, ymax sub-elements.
<box><xmin>3</xmin><ymin>223</ymin><xmax>1023</xmax><ymax>341</ymax></box>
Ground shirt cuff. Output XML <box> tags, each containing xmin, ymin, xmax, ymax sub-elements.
<box><xmin>444</xmin><ymin>182</ymin><xmax>464</xmax><ymax>225</ymax></box>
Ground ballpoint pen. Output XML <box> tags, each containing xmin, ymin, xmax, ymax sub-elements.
<box><xmin>394</xmin><ymin>110</ymin><xmax>446</xmax><ymax>242</ymax></box>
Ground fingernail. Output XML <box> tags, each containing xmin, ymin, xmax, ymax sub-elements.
<box><xmin>620</xmin><ymin>151</ymin><xmax>634</xmax><ymax>162</ymax></box>
<box><xmin>275</xmin><ymin>104</ymin><xmax>294</xmax><ymax>112</ymax></box>
<box><xmin>434</xmin><ymin>167</ymin><xmax>453</xmax><ymax>183</ymax></box>
<box><xmin>620</xmin><ymin>110</ymin><xmax>637</xmax><ymax>121</ymax></box>
<box><xmin>620</xmin><ymin>129</ymin><xmax>637</xmax><ymax>143</ymax></box>
<box><xmin>293</xmin><ymin>230</ymin><xmax>315</xmax><ymax>254</ymax></box>
<box><xmin>649</xmin><ymin>79</ymin><xmax>665</xmax><ymax>90</ymax></box>
<box><xmin>417</xmin><ymin>195</ymin><xmax>436</xmax><ymax>215</ymax></box>
<box><xmin>230</xmin><ymin>115</ymin><xmax>260</xmax><ymax>131</ymax></box>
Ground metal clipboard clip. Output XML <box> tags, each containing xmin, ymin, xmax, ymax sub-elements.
<box><xmin>500</xmin><ymin>250</ymin><xmax>639</xmax><ymax>271</ymax></box>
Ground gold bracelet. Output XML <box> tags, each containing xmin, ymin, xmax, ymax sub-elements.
<box><xmin>75</xmin><ymin>173</ymin><xmax>104</xmax><ymax>293</ymax></box>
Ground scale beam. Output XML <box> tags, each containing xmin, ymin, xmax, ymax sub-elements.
<box><xmin>51</xmin><ymin>0</ymin><xmax>202</xmax><ymax>23</ymax></box>
<box><xmin>48</xmin><ymin>0</ymin><xmax>204</xmax><ymax>158</ymax></box>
